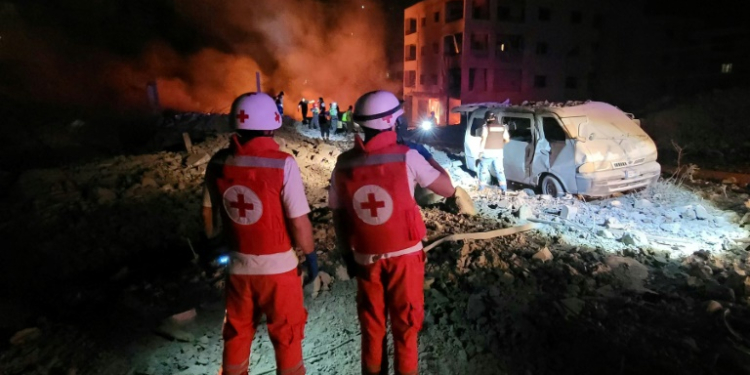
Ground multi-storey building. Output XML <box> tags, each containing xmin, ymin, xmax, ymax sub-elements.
<box><xmin>403</xmin><ymin>0</ymin><xmax>603</xmax><ymax>125</ymax></box>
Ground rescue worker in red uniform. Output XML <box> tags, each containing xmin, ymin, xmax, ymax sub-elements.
<box><xmin>202</xmin><ymin>92</ymin><xmax>317</xmax><ymax>375</ymax></box>
<box><xmin>329</xmin><ymin>90</ymin><xmax>461</xmax><ymax>375</ymax></box>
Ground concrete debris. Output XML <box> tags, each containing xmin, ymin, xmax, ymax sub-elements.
<box><xmin>155</xmin><ymin>323</ymin><xmax>194</xmax><ymax>342</ymax></box>
<box><xmin>596</xmin><ymin>229</ymin><xmax>615</xmax><ymax>239</ymax></box>
<box><xmin>532</xmin><ymin>247</ymin><xmax>554</xmax><ymax>262</ymax></box>
<box><xmin>560</xmin><ymin>205</ymin><xmax>578</xmax><ymax>221</ymax></box>
<box><xmin>604</xmin><ymin>256</ymin><xmax>649</xmax><ymax>292</ymax></box>
<box><xmin>559</xmin><ymin>298</ymin><xmax>585</xmax><ymax>317</ymax></box>
<box><xmin>186</xmin><ymin>153</ymin><xmax>211</xmax><ymax>167</ymax></box>
<box><xmin>621</xmin><ymin>231</ymin><xmax>649</xmax><ymax>247</ymax></box>
<box><xmin>659</xmin><ymin>222</ymin><xmax>681</xmax><ymax>234</ymax></box>
<box><xmin>706</xmin><ymin>300</ymin><xmax>723</xmax><ymax>314</ymax></box>
<box><xmin>694</xmin><ymin>205</ymin><xmax>709</xmax><ymax>220</ymax></box>
<box><xmin>334</xmin><ymin>265</ymin><xmax>350</xmax><ymax>281</ymax></box>
<box><xmin>169</xmin><ymin>309</ymin><xmax>197</xmax><ymax>325</ymax></box>
<box><xmin>319</xmin><ymin>271</ymin><xmax>332</xmax><ymax>291</ymax></box>
<box><xmin>634</xmin><ymin>199</ymin><xmax>654</xmax><ymax>209</ymax></box>
<box><xmin>515</xmin><ymin>205</ymin><xmax>533</xmax><ymax>221</ymax></box>
<box><xmin>141</xmin><ymin>176</ymin><xmax>159</xmax><ymax>188</ymax></box>
<box><xmin>95</xmin><ymin>187</ymin><xmax>117</xmax><ymax>205</ymax></box>
<box><xmin>605</xmin><ymin>217</ymin><xmax>624</xmax><ymax>229</ymax></box>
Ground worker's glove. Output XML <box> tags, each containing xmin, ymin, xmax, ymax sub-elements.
<box><xmin>303</xmin><ymin>252</ymin><xmax>319</xmax><ymax>285</ymax></box>
<box><xmin>343</xmin><ymin>251</ymin><xmax>358</xmax><ymax>279</ymax></box>
<box><xmin>446</xmin><ymin>187</ymin><xmax>477</xmax><ymax>216</ymax></box>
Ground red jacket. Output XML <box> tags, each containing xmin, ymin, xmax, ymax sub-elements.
<box><xmin>215</xmin><ymin>136</ymin><xmax>292</xmax><ymax>255</ymax></box>
<box><xmin>334</xmin><ymin>132</ymin><xmax>426</xmax><ymax>254</ymax></box>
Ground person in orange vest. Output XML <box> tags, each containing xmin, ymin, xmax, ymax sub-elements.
<box><xmin>202</xmin><ymin>92</ymin><xmax>317</xmax><ymax>375</ymax></box>
<box><xmin>329</xmin><ymin>90</ymin><xmax>467</xmax><ymax>375</ymax></box>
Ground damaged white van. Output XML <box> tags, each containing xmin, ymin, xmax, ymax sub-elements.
<box><xmin>454</xmin><ymin>101</ymin><xmax>661</xmax><ymax>197</ymax></box>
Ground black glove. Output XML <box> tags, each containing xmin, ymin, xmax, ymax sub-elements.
<box><xmin>343</xmin><ymin>251</ymin><xmax>357</xmax><ymax>279</ymax></box>
<box><xmin>303</xmin><ymin>252</ymin><xmax>319</xmax><ymax>285</ymax></box>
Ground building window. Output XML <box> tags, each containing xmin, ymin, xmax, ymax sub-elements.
<box><xmin>570</xmin><ymin>11</ymin><xmax>582</xmax><ymax>24</ymax></box>
<box><xmin>472</xmin><ymin>0</ymin><xmax>490</xmax><ymax>20</ymax></box>
<box><xmin>538</xmin><ymin>7</ymin><xmax>551</xmax><ymax>21</ymax></box>
<box><xmin>498</xmin><ymin>5</ymin><xmax>525</xmax><ymax>22</ymax></box>
<box><xmin>434</xmin><ymin>11</ymin><xmax>440</xmax><ymax>22</ymax></box>
<box><xmin>405</xmin><ymin>71</ymin><xmax>416</xmax><ymax>87</ymax></box>
<box><xmin>496</xmin><ymin>34</ymin><xmax>524</xmax><ymax>61</ymax></box>
<box><xmin>430</xmin><ymin>74</ymin><xmax>439</xmax><ymax>85</ymax></box>
<box><xmin>494</xmin><ymin>69</ymin><xmax>522</xmax><ymax>92</ymax></box>
<box><xmin>565</xmin><ymin>76</ymin><xmax>578</xmax><ymax>89</ymax></box>
<box><xmin>405</xmin><ymin>44</ymin><xmax>417</xmax><ymax>61</ymax></box>
<box><xmin>421</xmin><ymin>45</ymin><xmax>426</xmax><ymax>56</ymax></box>
<box><xmin>446</xmin><ymin>1</ymin><xmax>464</xmax><ymax>22</ymax></box>
<box><xmin>470</xmin><ymin>33</ymin><xmax>489</xmax><ymax>54</ymax></box>
<box><xmin>405</xmin><ymin>18</ymin><xmax>417</xmax><ymax>35</ymax></box>
<box><xmin>567</xmin><ymin>45</ymin><xmax>581</xmax><ymax>57</ymax></box>
<box><xmin>420</xmin><ymin>74</ymin><xmax>425</xmax><ymax>85</ymax></box>
<box><xmin>444</xmin><ymin>33</ymin><xmax>463</xmax><ymax>56</ymax></box>
<box><xmin>536</xmin><ymin>42</ymin><xmax>548</xmax><ymax>55</ymax></box>
<box><xmin>721</xmin><ymin>63</ymin><xmax>733</xmax><ymax>73</ymax></box>
<box><xmin>421</xmin><ymin>17</ymin><xmax>426</xmax><ymax>26</ymax></box>
<box><xmin>432</xmin><ymin>42</ymin><xmax>440</xmax><ymax>54</ymax></box>
<box><xmin>534</xmin><ymin>75</ymin><xmax>547</xmax><ymax>88</ymax></box>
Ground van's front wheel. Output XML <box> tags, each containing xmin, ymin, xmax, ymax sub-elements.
<box><xmin>540</xmin><ymin>175</ymin><xmax>565</xmax><ymax>198</ymax></box>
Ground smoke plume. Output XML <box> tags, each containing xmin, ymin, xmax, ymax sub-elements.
<box><xmin>0</xmin><ymin>0</ymin><xmax>398</xmax><ymax>114</ymax></box>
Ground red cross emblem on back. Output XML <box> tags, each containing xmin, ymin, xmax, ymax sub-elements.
<box><xmin>361</xmin><ymin>193</ymin><xmax>385</xmax><ymax>217</ymax></box>
<box><xmin>237</xmin><ymin>110</ymin><xmax>249</xmax><ymax>123</ymax></box>
<box><xmin>229</xmin><ymin>194</ymin><xmax>254</xmax><ymax>218</ymax></box>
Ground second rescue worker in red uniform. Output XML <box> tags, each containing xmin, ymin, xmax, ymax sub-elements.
<box><xmin>202</xmin><ymin>93</ymin><xmax>318</xmax><ymax>375</ymax></box>
<box><xmin>329</xmin><ymin>90</ymin><xmax>459</xmax><ymax>375</ymax></box>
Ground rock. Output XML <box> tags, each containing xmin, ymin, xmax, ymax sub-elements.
<box><xmin>521</xmin><ymin>188</ymin><xmax>535</xmax><ymax>197</ymax></box>
<box><xmin>532</xmin><ymin>247</ymin><xmax>554</xmax><ymax>262</ymax></box>
<box><xmin>155</xmin><ymin>323</ymin><xmax>194</xmax><ymax>342</ymax></box>
<box><xmin>665</xmin><ymin>211</ymin><xmax>681</xmax><ymax>221</ymax></box>
<box><xmin>559</xmin><ymin>298</ymin><xmax>585</xmax><ymax>316</ymax></box>
<box><xmin>610</xmin><ymin>200</ymin><xmax>622</xmax><ymax>207</ymax></box>
<box><xmin>515</xmin><ymin>205</ymin><xmax>533</xmax><ymax>221</ymax></box>
<box><xmin>141</xmin><ymin>176</ymin><xmax>159</xmax><ymax>188</ymax></box>
<box><xmin>334</xmin><ymin>265</ymin><xmax>350</xmax><ymax>281</ymax></box>
<box><xmin>660</xmin><ymin>222</ymin><xmax>681</xmax><ymax>234</ymax></box>
<box><xmin>621</xmin><ymin>231</ymin><xmax>649</xmax><ymax>247</ymax></box>
<box><xmin>596</xmin><ymin>229</ymin><xmax>615</xmax><ymax>239</ymax></box>
<box><xmin>9</xmin><ymin>327</ymin><xmax>41</xmax><ymax>346</ymax></box>
<box><xmin>304</xmin><ymin>275</ymin><xmax>323</xmax><ymax>298</ymax></box>
<box><xmin>683</xmin><ymin>208</ymin><xmax>697</xmax><ymax>220</ymax></box>
<box><xmin>722</xmin><ymin>177</ymin><xmax>738</xmax><ymax>185</ymax></box>
<box><xmin>605</xmin><ymin>217</ymin><xmax>624</xmax><ymax>229</ymax></box>
<box><xmin>539</xmin><ymin>194</ymin><xmax>553</xmax><ymax>201</ymax></box>
<box><xmin>706</xmin><ymin>300</ymin><xmax>723</xmax><ymax>314</ymax></box>
<box><xmin>169</xmin><ymin>309</ymin><xmax>197</xmax><ymax>324</ymax></box>
<box><xmin>424</xmin><ymin>278</ymin><xmax>436</xmax><ymax>290</ymax></box>
<box><xmin>560</xmin><ymin>205</ymin><xmax>578</xmax><ymax>221</ymax></box>
<box><xmin>95</xmin><ymin>187</ymin><xmax>117</xmax><ymax>205</ymax></box>
<box><xmin>695</xmin><ymin>205</ymin><xmax>709</xmax><ymax>220</ymax></box>
<box><xmin>319</xmin><ymin>271</ymin><xmax>332</xmax><ymax>291</ymax></box>
<box><xmin>186</xmin><ymin>153</ymin><xmax>211</xmax><ymax>167</ymax></box>
<box><xmin>604</xmin><ymin>255</ymin><xmax>649</xmax><ymax>292</ymax></box>
<box><xmin>634</xmin><ymin>199</ymin><xmax>654</xmax><ymax>209</ymax></box>
<box><xmin>466</xmin><ymin>295</ymin><xmax>486</xmax><ymax>320</ymax></box>
<box><xmin>706</xmin><ymin>283</ymin><xmax>736</xmax><ymax>302</ymax></box>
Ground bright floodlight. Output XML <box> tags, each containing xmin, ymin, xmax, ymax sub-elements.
<box><xmin>421</xmin><ymin>121</ymin><xmax>432</xmax><ymax>130</ymax></box>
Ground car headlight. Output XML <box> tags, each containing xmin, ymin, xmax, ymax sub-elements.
<box><xmin>577</xmin><ymin>162</ymin><xmax>610</xmax><ymax>173</ymax></box>
<box><xmin>421</xmin><ymin>121</ymin><xmax>432</xmax><ymax>130</ymax></box>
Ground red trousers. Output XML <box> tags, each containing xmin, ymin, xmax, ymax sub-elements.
<box><xmin>357</xmin><ymin>251</ymin><xmax>425</xmax><ymax>375</ymax></box>
<box><xmin>222</xmin><ymin>269</ymin><xmax>307</xmax><ymax>375</ymax></box>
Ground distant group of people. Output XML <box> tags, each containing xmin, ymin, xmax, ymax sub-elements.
<box><xmin>297</xmin><ymin>97</ymin><xmax>353</xmax><ymax>141</ymax></box>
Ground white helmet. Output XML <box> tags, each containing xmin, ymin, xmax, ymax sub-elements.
<box><xmin>231</xmin><ymin>92</ymin><xmax>282</xmax><ymax>131</ymax></box>
<box><xmin>353</xmin><ymin>90</ymin><xmax>403</xmax><ymax>130</ymax></box>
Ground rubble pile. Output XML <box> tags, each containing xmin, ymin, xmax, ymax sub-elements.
<box><xmin>2</xmin><ymin>114</ymin><xmax>750</xmax><ymax>375</ymax></box>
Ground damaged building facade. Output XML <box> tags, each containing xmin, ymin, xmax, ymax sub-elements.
<box><xmin>403</xmin><ymin>0</ymin><xmax>602</xmax><ymax>125</ymax></box>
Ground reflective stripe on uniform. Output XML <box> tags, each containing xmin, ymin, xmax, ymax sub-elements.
<box><xmin>352</xmin><ymin>242</ymin><xmax>423</xmax><ymax>265</ymax></box>
<box><xmin>228</xmin><ymin>249</ymin><xmax>299</xmax><ymax>275</ymax></box>
<box><xmin>337</xmin><ymin>153</ymin><xmax>406</xmax><ymax>170</ymax></box>
<box><xmin>224</xmin><ymin>155</ymin><xmax>287</xmax><ymax>169</ymax></box>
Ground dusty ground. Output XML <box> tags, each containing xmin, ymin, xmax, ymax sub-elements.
<box><xmin>1</xmin><ymin>114</ymin><xmax>750</xmax><ymax>375</ymax></box>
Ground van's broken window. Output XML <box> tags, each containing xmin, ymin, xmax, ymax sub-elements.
<box><xmin>542</xmin><ymin>117</ymin><xmax>567</xmax><ymax>142</ymax></box>
<box><xmin>505</xmin><ymin>116</ymin><xmax>532</xmax><ymax>142</ymax></box>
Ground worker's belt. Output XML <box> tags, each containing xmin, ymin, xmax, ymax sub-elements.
<box><xmin>228</xmin><ymin>249</ymin><xmax>298</xmax><ymax>275</ymax></box>
<box><xmin>352</xmin><ymin>242</ymin><xmax>423</xmax><ymax>266</ymax></box>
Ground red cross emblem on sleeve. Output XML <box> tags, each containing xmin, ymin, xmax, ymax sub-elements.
<box><xmin>223</xmin><ymin>185</ymin><xmax>263</xmax><ymax>225</ymax></box>
<box><xmin>353</xmin><ymin>185</ymin><xmax>393</xmax><ymax>225</ymax></box>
